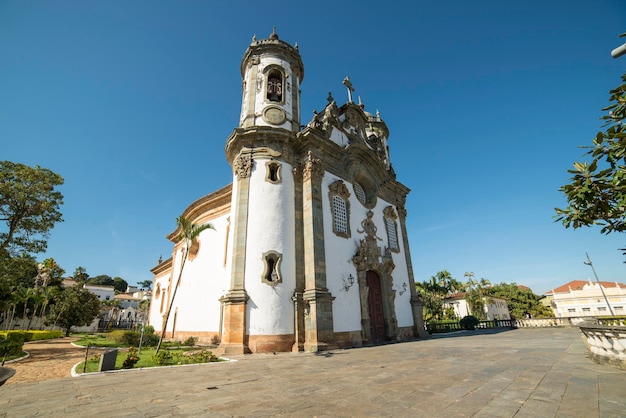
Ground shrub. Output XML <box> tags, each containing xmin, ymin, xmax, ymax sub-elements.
<box><xmin>152</xmin><ymin>350</ymin><xmax>172</xmax><ymax>366</ymax></box>
<box><xmin>183</xmin><ymin>336</ymin><xmax>197</xmax><ymax>347</ymax></box>
<box><xmin>141</xmin><ymin>333</ymin><xmax>159</xmax><ymax>347</ymax></box>
<box><xmin>122</xmin><ymin>346</ymin><xmax>140</xmax><ymax>369</ymax></box>
<box><xmin>186</xmin><ymin>350</ymin><xmax>218</xmax><ymax>364</ymax></box>
<box><xmin>0</xmin><ymin>337</ymin><xmax>24</xmax><ymax>358</ymax></box>
<box><xmin>143</xmin><ymin>325</ymin><xmax>155</xmax><ymax>335</ymax></box>
<box><xmin>0</xmin><ymin>330</ymin><xmax>63</xmax><ymax>342</ymax></box>
<box><xmin>108</xmin><ymin>330</ymin><xmax>141</xmax><ymax>346</ymax></box>
<box><xmin>460</xmin><ymin>315</ymin><xmax>479</xmax><ymax>330</ymax></box>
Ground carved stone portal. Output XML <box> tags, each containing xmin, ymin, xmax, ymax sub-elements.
<box><xmin>352</xmin><ymin>211</ymin><xmax>398</xmax><ymax>344</ymax></box>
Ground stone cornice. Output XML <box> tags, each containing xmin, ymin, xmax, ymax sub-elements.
<box><xmin>151</xmin><ymin>256</ymin><xmax>172</xmax><ymax>275</ymax></box>
<box><xmin>166</xmin><ymin>184</ymin><xmax>232</xmax><ymax>242</ymax></box>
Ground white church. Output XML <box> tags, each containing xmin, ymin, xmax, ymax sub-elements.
<box><xmin>148</xmin><ymin>29</ymin><xmax>426</xmax><ymax>354</ymax></box>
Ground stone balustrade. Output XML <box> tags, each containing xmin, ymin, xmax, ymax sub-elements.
<box><xmin>579</xmin><ymin>321</ymin><xmax>626</xmax><ymax>371</ymax></box>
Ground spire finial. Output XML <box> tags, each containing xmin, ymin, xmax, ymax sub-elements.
<box><xmin>270</xmin><ymin>26</ymin><xmax>278</xmax><ymax>40</ymax></box>
<box><xmin>342</xmin><ymin>76</ymin><xmax>355</xmax><ymax>103</ymax></box>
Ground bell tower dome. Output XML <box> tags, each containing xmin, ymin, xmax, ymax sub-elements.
<box><xmin>239</xmin><ymin>28</ymin><xmax>304</xmax><ymax>132</ymax></box>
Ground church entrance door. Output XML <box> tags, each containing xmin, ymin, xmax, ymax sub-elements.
<box><xmin>366</xmin><ymin>270</ymin><xmax>386</xmax><ymax>343</ymax></box>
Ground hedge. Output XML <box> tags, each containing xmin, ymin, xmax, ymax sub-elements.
<box><xmin>0</xmin><ymin>330</ymin><xmax>64</xmax><ymax>341</ymax></box>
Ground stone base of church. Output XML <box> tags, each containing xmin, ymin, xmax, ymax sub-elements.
<box><xmin>247</xmin><ymin>334</ymin><xmax>295</xmax><ymax>353</ymax></box>
<box><xmin>215</xmin><ymin>342</ymin><xmax>251</xmax><ymax>355</ymax></box>
<box><xmin>331</xmin><ymin>331</ymin><xmax>364</xmax><ymax>348</ymax></box>
<box><xmin>166</xmin><ymin>330</ymin><xmax>220</xmax><ymax>346</ymax></box>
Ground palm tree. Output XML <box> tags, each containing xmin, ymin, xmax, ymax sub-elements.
<box><xmin>34</xmin><ymin>286</ymin><xmax>56</xmax><ymax>329</ymax></box>
<box><xmin>27</xmin><ymin>289</ymin><xmax>45</xmax><ymax>330</ymax></box>
<box><xmin>155</xmin><ymin>216</ymin><xmax>214</xmax><ymax>354</ymax></box>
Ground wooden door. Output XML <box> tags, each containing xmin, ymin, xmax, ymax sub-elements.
<box><xmin>367</xmin><ymin>271</ymin><xmax>386</xmax><ymax>343</ymax></box>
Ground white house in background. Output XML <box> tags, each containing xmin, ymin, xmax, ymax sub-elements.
<box><xmin>545</xmin><ymin>279</ymin><xmax>626</xmax><ymax>318</ymax></box>
<box><xmin>444</xmin><ymin>293</ymin><xmax>511</xmax><ymax>320</ymax></box>
<box><xmin>83</xmin><ymin>284</ymin><xmax>115</xmax><ymax>301</ymax></box>
<box><xmin>147</xmin><ymin>29</ymin><xmax>426</xmax><ymax>354</ymax></box>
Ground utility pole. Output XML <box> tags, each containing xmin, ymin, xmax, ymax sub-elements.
<box><xmin>584</xmin><ymin>253</ymin><xmax>615</xmax><ymax>316</ymax></box>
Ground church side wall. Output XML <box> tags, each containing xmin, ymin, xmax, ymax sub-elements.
<box><xmin>244</xmin><ymin>159</ymin><xmax>296</xmax><ymax>344</ymax></box>
<box><xmin>173</xmin><ymin>214</ymin><xmax>231</xmax><ymax>338</ymax></box>
<box><xmin>152</xmin><ymin>213</ymin><xmax>231</xmax><ymax>344</ymax></box>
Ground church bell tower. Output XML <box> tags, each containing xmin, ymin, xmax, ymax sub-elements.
<box><xmin>239</xmin><ymin>27</ymin><xmax>304</xmax><ymax>131</ymax></box>
<box><xmin>218</xmin><ymin>29</ymin><xmax>304</xmax><ymax>355</ymax></box>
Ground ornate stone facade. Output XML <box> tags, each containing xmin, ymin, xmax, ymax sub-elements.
<box><xmin>148</xmin><ymin>30</ymin><xmax>426</xmax><ymax>354</ymax></box>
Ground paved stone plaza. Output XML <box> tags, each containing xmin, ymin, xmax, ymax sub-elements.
<box><xmin>1</xmin><ymin>327</ymin><xmax>624</xmax><ymax>417</ymax></box>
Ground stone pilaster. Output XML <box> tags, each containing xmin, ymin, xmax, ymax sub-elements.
<box><xmin>217</xmin><ymin>153</ymin><xmax>253</xmax><ymax>355</ymax></box>
<box><xmin>398</xmin><ymin>206</ymin><xmax>428</xmax><ymax>337</ymax></box>
<box><xmin>292</xmin><ymin>166</ymin><xmax>305</xmax><ymax>352</ymax></box>
<box><xmin>301</xmin><ymin>151</ymin><xmax>334</xmax><ymax>352</ymax></box>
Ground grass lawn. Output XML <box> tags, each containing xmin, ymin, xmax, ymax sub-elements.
<box><xmin>72</xmin><ymin>333</ymin><xmax>122</xmax><ymax>348</ymax></box>
<box><xmin>77</xmin><ymin>347</ymin><xmax>223</xmax><ymax>373</ymax></box>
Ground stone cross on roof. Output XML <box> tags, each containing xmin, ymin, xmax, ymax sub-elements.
<box><xmin>342</xmin><ymin>76</ymin><xmax>355</xmax><ymax>103</ymax></box>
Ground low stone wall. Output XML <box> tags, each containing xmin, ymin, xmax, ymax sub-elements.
<box><xmin>579</xmin><ymin>322</ymin><xmax>626</xmax><ymax>371</ymax></box>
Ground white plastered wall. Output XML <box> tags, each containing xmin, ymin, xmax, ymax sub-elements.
<box><xmin>155</xmin><ymin>213</ymin><xmax>231</xmax><ymax>335</ymax></box>
<box><xmin>244</xmin><ymin>158</ymin><xmax>296</xmax><ymax>335</ymax></box>
<box><xmin>321</xmin><ymin>173</ymin><xmax>415</xmax><ymax>332</ymax></box>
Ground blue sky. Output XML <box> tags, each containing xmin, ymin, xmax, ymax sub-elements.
<box><xmin>1</xmin><ymin>1</ymin><xmax>625</xmax><ymax>294</ymax></box>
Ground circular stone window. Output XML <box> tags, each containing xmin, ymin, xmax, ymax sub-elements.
<box><xmin>353</xmin><ymin>182</ymin><xmax>367</xmax><ymax>205</ymax></box>
<box><xmin>352</xmin><ymin>175</ymin><xmax>377</xmax><ymax>208</ymax></box>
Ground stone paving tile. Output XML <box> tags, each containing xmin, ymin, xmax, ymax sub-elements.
<box><xmin>2</xmin><ymin>328</ymin><xmax>626</xmax><ymax>417</ymax></box>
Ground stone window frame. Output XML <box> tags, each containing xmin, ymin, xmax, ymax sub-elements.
<box><xmin>262</xmin><ymin>250</ymin><xmax>282</xmax><ymax>286</ymax></box>
<box><xmin>263</xmin><ymin>65</ymin><xmax>286</xmax><ymax>105</ymax></box>
<box><xmin>353</xmin><ymin>182</ymin><xmax>367</xmax><ymax>205</ymax></box>
<box><xmin>265</xmin><ymin>160</ymin><xmax>282</xmax><ymax>184</ymax></box>
<box><xmin>383</xmin><ymin>206</ymin><xmax>400</xmax><ymax>253</ymax></box>
<box><xmin>352</xmin><ymin>172</ymin><xmax>377</xmax><ymax>209</ymax></box>
<box><xmin>329</xmin><ymin>180</ymin><xmax>351</xmax><ymax>238</ymax></box>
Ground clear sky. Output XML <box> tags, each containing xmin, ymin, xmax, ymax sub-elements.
<box><xmin>1</xmin><ymin>1</ymin><xmax>625</xmax><ymax>294</ymax></box>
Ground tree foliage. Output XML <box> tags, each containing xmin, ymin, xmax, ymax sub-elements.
<box><xmin>113</xmin><ymin>277</ymin><xmax>128</xmax><ymax>293</ymax></box>
<box><xmin>72</xmin><ymin>266</ymin><xmax>89</xmax><ymax>284</ymax></box>
<box><xmin>48</xmin><ymin>287</ymin><xmax>100</xmax><ymax>336</ymax></box>
<box><xmin>485</xmin><ymin>283</ymin><xmax>554</xmax><ymax>319</ymax></box>
<box><xmin>0</xmin><ymin>161</ymin><xmax>64</xmax><ymax>258</ymax></box>
<box><xmin>86</xmin><ymin>275</ymin><xmax>113</xmax><ymax>286</ymax></box>
<box><xmin>556</xmin><ymin>69</ymin><xmax>626</xmax><ymax>238</ymax></box>
<box><xmin>415</xmin><ymin>270</ymin><xmax>464</xmax><ymax>321</ymax></box>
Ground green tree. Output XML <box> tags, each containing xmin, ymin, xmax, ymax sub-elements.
<box><xmin>556</xmin><ymin>67</ymin><xmax>626</xmax><ymax>244</ymax></box>
<box><xmin>156</xmin><ymin>216</ymin><xmax>214</xmax><ymax>354</ymax></box>
<box><xmin>464</xmin><ymin>273</ymin><xmax>491</xmax><ymax>320</ymax></box>
<box><xmin>0</xmin><ymin>161</ymin><xmax>64</xmax><ymax>258</ymax></box>
<box><xmin>138</xmin><ymin>279</ymin><xmax>153</xmax><ymax>290</ymax></box>
<box><xmin>113</xmin><ymin>277</ymin><xmax>128</xmax><ymax>293</ymax></box>
<box><xmin>86</xmin><ymin>275</ymin><xmax>114</xmax><ymax>286</ymax></box>
<box><xmin>72</xmin><ymin>266</ymin><xmax>89</xmax><ymax>284</ymax></box>
<box><xmin>48</xmin><ymin>287</ymin><xmax>101</xmax><ymax>336</ymax></box>
<box><xmin>415</xmin><ymin>270</ymin><xmax>459</xmax><ymax>321</ymax></box>
<box><xmin>486</xmin><ymin>283</ymin><xmax>554</xmax><ymax>319</ymax></box>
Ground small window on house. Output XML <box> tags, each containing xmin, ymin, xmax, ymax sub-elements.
<box><xmin>582</xmin><ymin>307</ymin><xmax>590</xmax><ymax>312</ymax></box>
<box><xmin>262</xmin><ymin>251</ymin><xmax>282</xmax><ymax>286</ymax></box>
<box><xmin>329</xmin><ymin>180</ymin><xmax>351</xmax><ymax>238</ymax></box>
<box><xmin>267</xmin><ymin>69</ymin><xmax>283</xmax><ymax>102</ymax></box>
<box><xmin>598</xmin><ymin>307</ymin><xmax>607</xmax><ymax>311</ymax></box>
<box><xmin>615</xmin><ymin>306</ymin><xmax>624</xmax><ymax>310</ymax></box>
<box><xmin>383</xmin><ymin>206</ymin><xmax>400</xmax><ymax>252</ymax></box>
<box><xmin>105</xmin><ymin>296</ymin><xmax>110</xmax><ymax>300</ymax></box>
<box><xmin>567</xmin><ymin>308</ymin><xmax>576</xmax><ymax>313</ymax></box>
<box><xmin>265</xmin><ymin>161</ymin><xmax>281</xmax><ymax>184</ymax></box>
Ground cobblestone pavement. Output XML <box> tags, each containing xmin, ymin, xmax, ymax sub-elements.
<box><xmin>1</xmin><ymin>327</ymin><xmax>625</xmax><ymax>417</ymax></box>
